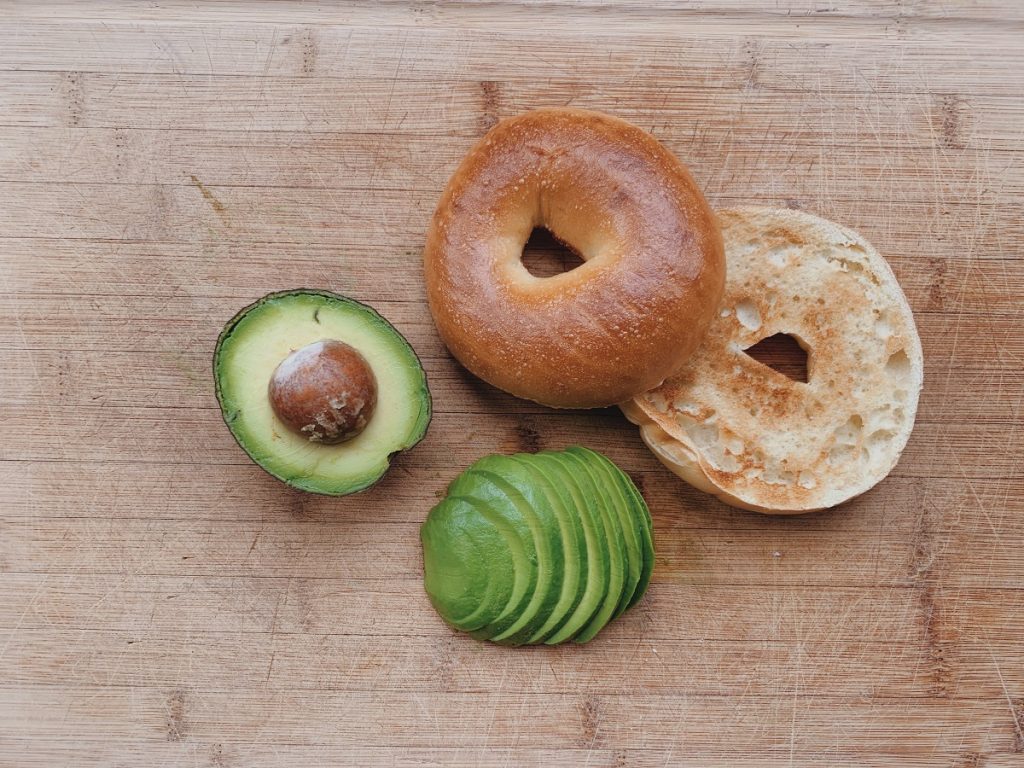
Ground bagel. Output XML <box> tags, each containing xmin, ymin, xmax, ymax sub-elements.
<box><xmin>423</xmin><ymin>108</ymin><xmax>725</xmax><ymax>409</ymax></box>
<box><xmin>622</xmin><ymin>207</ymin><xmax>924</xmax><ymax>513</ymax></box>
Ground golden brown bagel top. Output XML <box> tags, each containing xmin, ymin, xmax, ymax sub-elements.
<box><xmin>423</xmin><ymin>108</ymin><xmax>725</xmax><ymax>408</ymax></box>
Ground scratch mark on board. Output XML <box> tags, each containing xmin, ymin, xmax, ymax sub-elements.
<box><xmin>988</xmin><ymin>645</ymin><xmax>1024</xmax><ymax>752</ymax></box>
<box><xmin>166</xmin><ymin>688</ymin><xmax>187</xmax><ymax>741</ymax></box>
<box><xmin>189</xmin><ymin>174</ymin><xmax>228</xmax><ymax>221</ymax></box>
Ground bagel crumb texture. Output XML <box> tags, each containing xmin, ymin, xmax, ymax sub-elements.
<box><xmin>624</xmin><ymin>206</ymin><xmax>924</xmax><ymax>513</ymax></box>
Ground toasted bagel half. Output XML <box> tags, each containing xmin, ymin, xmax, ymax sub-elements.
<box><xmin>623</xmin><ymin>207</ymin><xmax>923</xmax><ymax>514</ymax></box>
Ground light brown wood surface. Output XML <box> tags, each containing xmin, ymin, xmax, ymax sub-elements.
<box><xmin>2</xmin><ymin>1</ymin><xmax>1023</xmax><ymax>765</ymax></box>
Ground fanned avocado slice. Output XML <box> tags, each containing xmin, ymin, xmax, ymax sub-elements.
<box><xmin>531</xmin><ymin>451</ymin><xmax>608</xmax><ymax>645</ymax></box>
<box><xmin>459</xmin><ymin>461</ymin><xmax>564</xmax><ymax>646</ymax></box>
<box><xmin>551</xmin><ymin>450</ymin><xmax>627</xmax><ymax>644</ymax></box>
<box><xmin>610</xmin><ymin>464</ymin><xmax>655</xmax><ymax>610</ymax></box>
<box><xmin>505</xmin><ymin>454</ymin><xmax>587</xmax><ymax>645</ymax></box>
<box><xmin>214</xmin><ymin>290</ymin><xmax>431</xmax><ymax>495</ymax></box>
<box><xmin>419</xmin><ymin>448</ymin><xmax>654</xmax><ymax>647</ymax></box>
<box><xmin>420</xmin><ymin>495</ymin><xmax>517</xmax><ymax>632</ymax></box>
<box><xmin>446</xmin><ymin>467</ymin><xmax>546</xmax><ymax>642</ymax></box>
<box><xmin>567</xmin><ymin>447</ymin><xmax>643</xmax><ymax>620</ymax></box>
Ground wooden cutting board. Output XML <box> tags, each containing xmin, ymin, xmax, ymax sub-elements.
<box><xmin>2</xmin><ymin>2</ymin><xmax>1023</xmax><ymax>765</ymax></box>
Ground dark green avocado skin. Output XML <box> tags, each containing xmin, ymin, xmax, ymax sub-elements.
<box><xmin>213</xmin><ymin>289</ymin><xmax>431</xmax><ymax>496</ymax></box>
<box><xmin>421</xmin><ymin>448</ymin><xmax>654</xmax><ymax>646</ymax></box>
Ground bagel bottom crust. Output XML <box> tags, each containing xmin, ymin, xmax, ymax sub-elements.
<box><xmin>625</xmin><ymin>206</ymin><xmax>924</xmax><ymax>514</ymax></box>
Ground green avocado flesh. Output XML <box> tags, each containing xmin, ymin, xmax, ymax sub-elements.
<box><xmin>536</xmin><ymin>452</ymin><xmax>610</xmax><ymax>645</ymax></box>
<box><xmin>558</xmin><ymin>449</ymin><xmax>628</xmax><ymax>644</ymax></box>
<box><xmin>420</xmin><ymin>448</ymin><xmax>654</xmax><ymax>646</ymax></box>
<box><xmin>568</xmin><ymin>447</ymin><xmax>643</xmax><ymax>621</ymax></box>
<box><xmin>421</xmin><ymin>496</ymin><xmax>515</xmax><ymax>631</ymax></box>
<box><xmin>214</xmin><ymin>290</ymin><xmax>431</xmax><ymax>495</ymax></box>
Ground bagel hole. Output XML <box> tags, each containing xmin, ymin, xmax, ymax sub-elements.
<box><xmin>520</xmin><ymin>227</ymin><xmax>584</xmax><ymax>278</ymax></box>
<box><xmin>743</xmin><ymin>333</ymin><xmax>809</xmax><ymax>383</ymax></box>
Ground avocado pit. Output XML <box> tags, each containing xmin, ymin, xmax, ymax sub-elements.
<box><xmin>269</xmin><ymin>339</ymin><xmax>377</xmax><ymax>444</ymax></box>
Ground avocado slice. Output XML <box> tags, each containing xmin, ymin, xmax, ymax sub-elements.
<box><xmin>575</xmin><ymin>447</ymin><xmax>654</xmax><ymax>612</ymax></box>
<box><xmin>514</xmin><ymin>454</ymin><xmax>589</xmax><ymax>644</ymax></box>
<box><xmin>484</xmin><ymin>455</ymin><xmax>586</xmax><ymax>646</ymax></box>
<box><xmin>607</xmin><ymin>462</ymin><xmax>655</xmax><ymax>610</ymax></box>
<box><xmin>567</xmin><ymin>447</ymin><xmax>642</xmax><ymax>620</ymax></box>
<box><xmin>446</xmin><ymin>467</ymin><xmax>544</xmax><ymax>642</ymax></box>
<box><xmin>529</xmin><ymin>451</ymin><xmax>608</xmax><ymax>645</ymax></box>
<box><xmin>449</xmin><ymin>494</ymin><xmax>536</xmax><ymax>635</ymax></box>
<box><xmin>214</xmin><ymin>290</ymin><xmax>430</xmax><ymax>495</ymax></box>
<box><xmin>556</xmin><ymin>449</ymin><xmax>628</xmax><ymax>644</ymax></box>
<box><xmin>421</xmin><ymin>495</ymin><xmax>516</xmax><ymax>632</ymax></box>
<box><xmin>451</xmin><ymin>462</ymin><xmax>563</xmax><ymax>645</ymax></box>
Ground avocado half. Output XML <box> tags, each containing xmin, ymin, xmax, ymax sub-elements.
<box><xmin>214</xmin><ymin>290</ymin><xmax>431</xmax><ymax>495</ymax></box>
<box><xmin>420</xmin><ymin>447</ymin><xmax>654</xmax><ymax>645</ymax></box>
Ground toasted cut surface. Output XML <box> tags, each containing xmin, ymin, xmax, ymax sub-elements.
<box><xmin>623</xmin><ymin>207</ymin><xmax>924</xmax><ymax>513</ymax></box>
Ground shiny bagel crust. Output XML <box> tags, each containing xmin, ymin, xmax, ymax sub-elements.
<box><xmin>423</xmin><ymin>108</ymin><xmax>726</xmax><ymax>408</ymax></box>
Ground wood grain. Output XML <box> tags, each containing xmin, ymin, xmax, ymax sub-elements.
<box><xmin>2</xmin><ymin>2</ymin><xmax>1023</xmax><ymax>766</ymax></box>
